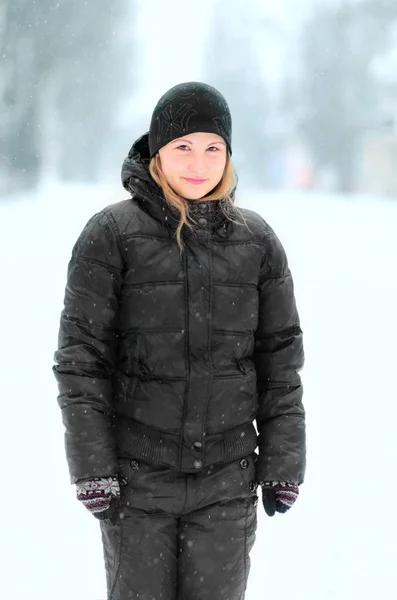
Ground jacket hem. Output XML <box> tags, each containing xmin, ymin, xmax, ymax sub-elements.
<box><xmin>114</xmin><ymin>415</ymin><xmax>258</xmax><ymax>472</ymax></box>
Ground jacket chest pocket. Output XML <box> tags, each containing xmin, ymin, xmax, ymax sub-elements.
<box><xmin>213</xmin><ymin>358</ymin><xmax>255</xmax><ymax>380</ymax></box>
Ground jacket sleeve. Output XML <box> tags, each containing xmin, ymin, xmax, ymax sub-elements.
<box><xmin>253</xmin><ymin>224</ymin><xmax>306</xmax><ymax>485</ymax></box>
<box><xmin>53</xmin><ymin>210</ymin><xmax>123</xmax><ymax>484</ymax></box>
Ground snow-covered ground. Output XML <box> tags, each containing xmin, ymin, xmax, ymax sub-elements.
<box><xmin>1</xmin><ymin>183</ymin><xmax>396</xmax><ymax>599</ymax></box>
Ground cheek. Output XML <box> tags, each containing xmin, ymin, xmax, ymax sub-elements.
<box><xmin>212</xmin><ymin>159</ymin><xmax>227</xmax><ymax>180</ymax></box>
<box><xmin>159</xmin><ymin>151</ymin><xmax>180</xmax><ymax>174</ymax></box>
<box><xmin>164</xmin><ymin>157</ymin><xmax>184</xmax><ymax>180</ymax></box>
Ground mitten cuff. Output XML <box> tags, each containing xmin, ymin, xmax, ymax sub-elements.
<box><xmin>258</xmin><ymin>480</ymin><xmax>298</xmax><ymax>488</ymax></box>
<box><xmin>76</xmin><ymin>475</ymin><xmax>120</xmax><ymax>496</ymax></box>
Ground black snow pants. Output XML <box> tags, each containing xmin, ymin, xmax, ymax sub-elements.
<box><xmin>99</xmin><ymin>451</ymin><xmax>259</xmax><ymax>600</ymax></box>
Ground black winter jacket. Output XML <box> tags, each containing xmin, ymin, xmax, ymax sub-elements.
<box><xmin>53</xmin><ymin>132</ymin><xmax>306</xmax><ymax>486</ymax></box>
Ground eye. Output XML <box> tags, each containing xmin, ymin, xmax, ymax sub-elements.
<box><xmin>174</xmin><ymin>145</ymin><xmax>221</xmax><ymax>152</ymax></box>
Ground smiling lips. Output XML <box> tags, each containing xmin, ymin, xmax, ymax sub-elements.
<box><xmin>183</xmin><ymin>177</ymin><xmax>208</xmax><ymax>185</ymax></box>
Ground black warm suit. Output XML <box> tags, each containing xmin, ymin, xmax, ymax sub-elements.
<box><xmin>53</xmin><ymin>132</ymin><xmax>306</xmax><ymax>599</ymax></box>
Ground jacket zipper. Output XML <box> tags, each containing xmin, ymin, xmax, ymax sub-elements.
<box><xmin>178</xmin><ymin>246</ymin><xmax>191</xmax><ymax>466</ymax></box>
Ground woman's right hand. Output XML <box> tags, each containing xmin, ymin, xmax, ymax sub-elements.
<box><xmin>76</xmin><ymin>475</ymin><xmax>122</xmax><ymax>520</ymax></box>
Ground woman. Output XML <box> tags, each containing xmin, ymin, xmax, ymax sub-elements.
<box><xmin>53</xmin><ymin>82</ymin><xmax>306</xmax><ymax>600</ymax></box>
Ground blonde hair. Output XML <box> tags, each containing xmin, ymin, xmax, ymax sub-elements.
<box><xmin>149</xmin><ymin>152</ymin><xmax>245</xmax><ymax>248</ymax></box>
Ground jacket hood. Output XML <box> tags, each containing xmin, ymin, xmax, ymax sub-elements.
<box><xmin>121</xmin><ymin>132</ymin><xmax>237</xmax><ymax>236</ymax></box>
<box><xmin>121</xmin><ymin>132</ymin><xmax>179</xmax><ymax>229</ymax></box>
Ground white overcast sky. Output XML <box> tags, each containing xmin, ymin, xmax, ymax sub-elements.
<box><xmin>126</xmin><ymin>0</ymin><xmax>316</xmax><ymax>126</ymax></box>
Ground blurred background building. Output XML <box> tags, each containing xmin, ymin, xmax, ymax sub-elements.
<box><xmin>2</xmin><ymin>0</ymin><xmax>397</xmax><ymax>198</ymax></box>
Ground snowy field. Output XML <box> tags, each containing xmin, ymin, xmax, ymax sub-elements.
<box><xmin>1</xmin><ymin>183</ymin><xmax>396</xmax><ymax>599</ymax></box>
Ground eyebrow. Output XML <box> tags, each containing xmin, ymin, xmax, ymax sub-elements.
<box><xmin>172</xmin><ymin>139</ymin><xmax>226</xmax><ymax>146</ymax></box>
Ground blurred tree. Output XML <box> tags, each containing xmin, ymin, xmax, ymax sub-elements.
<box><xmin>0</xmin><ymin>0</ymin><xmax>135</xmax><ymax>196</ymax></box>
<box><xmin>203</xmin><ymin>0</ymin><xmax>275</xmax><ymax>188</ymax></box>
<box><xmin>290</xmin><ymin>0</ymin><xmax>397</xmax><ymax>193</ymax></box>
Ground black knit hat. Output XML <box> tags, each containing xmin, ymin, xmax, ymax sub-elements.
<box><xmin>148</xmin><ymin>82</ymin><xmax>232</xmax><ymax>158</ymax></box>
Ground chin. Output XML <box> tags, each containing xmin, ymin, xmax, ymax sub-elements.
<box><xmin>185</xmin><ymin>191</ymin><xmax>209</xmax><ymax>200</ymax></box>
<box><xmin>178</xmin><ymin>184</ymin><xmax>213</xmax><ymax>200</ymax></box>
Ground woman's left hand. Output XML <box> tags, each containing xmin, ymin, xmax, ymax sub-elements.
<box><xmin>259</xmin><ymin>481</ymin><xmax>299</xmax><ymax>517</ymax></box>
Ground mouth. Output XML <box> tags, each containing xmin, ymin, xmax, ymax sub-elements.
<box><xmin>182</xmin><ymin>177</ymin><xmax>208</xmax><ymax>185</ymax></box>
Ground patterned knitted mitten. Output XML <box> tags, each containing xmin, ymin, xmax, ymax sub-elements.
<box><xmin>76</xmin><ymin>476</ymin><xmax>121</xmax><ymax>520</ymax></box>
<box><xmin>259</xmin><ymin>481</ymin><xmax>299</xmax><ymax>517</ymax></box>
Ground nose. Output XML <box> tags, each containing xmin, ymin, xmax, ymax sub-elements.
<box><xmin>187</xmin><ymin>152</ymin><xmax>208</xmax><ymax>176</ymax></box>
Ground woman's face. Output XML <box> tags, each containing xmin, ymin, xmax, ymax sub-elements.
<box><xmin>158</xmin><ymin>132</ymin><xmax>227</xmax><ymax>200</ymax></box>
